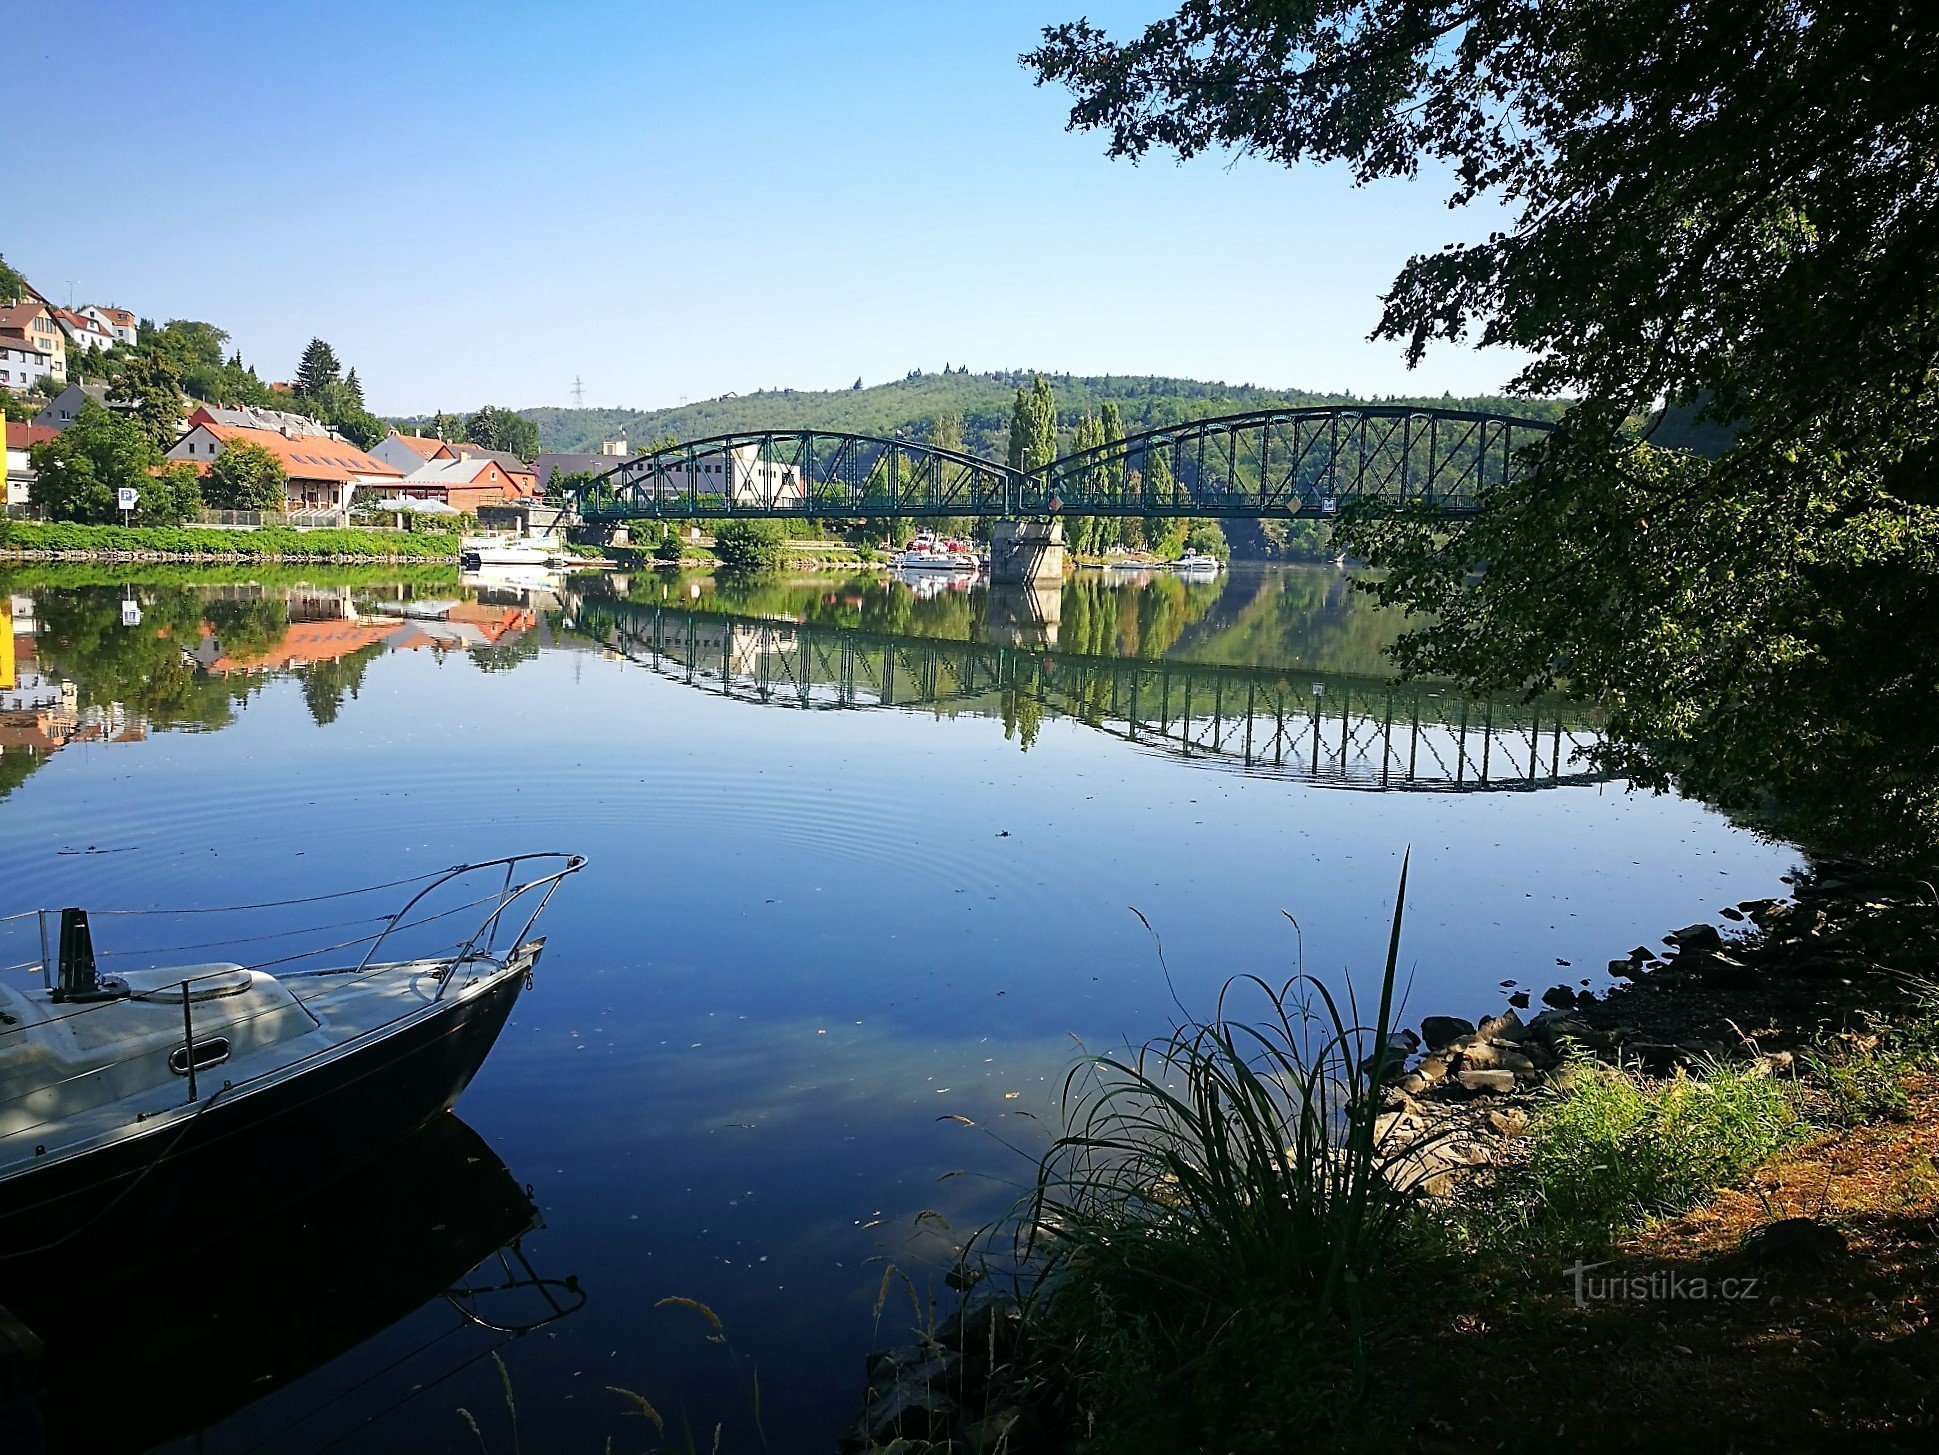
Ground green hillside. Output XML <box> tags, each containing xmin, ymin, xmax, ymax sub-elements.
<box><xmin>496</xmin><ymin>371</ymin><xmax>1569</xmax><ymax>459</ymax></box>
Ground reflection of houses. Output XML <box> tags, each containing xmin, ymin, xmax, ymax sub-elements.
<box><xmin>2</xmin><ymin>601</ymin><xmax>146</xmax><ymax>779</ymax></box>
<box><xmin>193</xmin><ymin>617</ymin><xmax>398</xmax><ymax>675</ymax></box>
<box><xmin>373</xmin><ymin>600</ymin><xmax>538</xmax><ymax>653</ymax></box>
<box><xmin>195</xmin><ymin>598</ymin><xmax>540</xmax><ymax>673</ymax></box>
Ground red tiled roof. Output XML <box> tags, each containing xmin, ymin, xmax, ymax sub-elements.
<box><xmin>177</xmin><ymin>424</ymin><xmax>403</xmax><ymax>483</ymax></box>
<box><xmin>387</xmin><ymin>432</ymin><xmax>449</xmax><ymax>459</ymax></box>
<box><xmin>5</xmin><ymin>423</ymin><xmax>58</xmax><ymax>450</ymax></box>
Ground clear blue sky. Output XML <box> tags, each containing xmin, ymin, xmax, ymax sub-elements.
<box><xmin>8</xmin><ymin>0</ymin><xmax>1525</xmax><ymax>416</ymax></box>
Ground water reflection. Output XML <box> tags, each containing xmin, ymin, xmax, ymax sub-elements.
<box><xmin>3</xmin><ymin>568</ymin><xmax>1604</xmax><ymax>797</ymax></box>
<box><xmin>4</xmin><ymin>1113</ymin><xmax>579</xmax><ymax>1454</ymax></box>
<box><xmin>571</xmin><ymin>586</ymin><xmax>1603</xmax><ymax>792</ymax></box>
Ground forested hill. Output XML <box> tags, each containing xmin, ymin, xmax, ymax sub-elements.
<box><xmin>516</xmin><ymin>372</ymin><xmax>1568</xmax><ymax>459</ymax></box>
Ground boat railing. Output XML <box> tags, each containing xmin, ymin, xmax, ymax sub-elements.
<box><xmin>0</xmin><ymin>854</ymin><xmax>585</xmax><ymax>1120</ymax></box>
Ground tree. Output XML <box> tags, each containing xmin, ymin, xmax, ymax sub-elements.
<box><xmin>108</xmin><ymin>350</ymin><xmax>186</xmax><ymax>454</ymax></box>
<box><xmin>295</xmin><ymin>338</ymin><xmax>342</xmax><ymax>398</ymax></box>
<box><xmin>712</xmin><ymin>518</ymin><xmax>787</xmax><ymax>571</ymax></box>
<box><xmin>202</xmin><ymin>439</ymin><xmax>288</xmax><ymax>510</ymax></box>
<box><xmin>0</xmin><ymin>253</ymin><xmax>25</xmax><ymax>303</ymax></box>
<box><xmin>463</xmin><ymin>405</ymin><xmax>541</xmax><ymax>462</ymax></box>
<box><xmin>1030</xmin><ymin>1</ymin><xmax>1939</xmax><ymax>860</ymax></box>
<box><xmin>28</xmin><ymin>404</ymin><xmax>197</xmax><ymax>524</ymax></box>
<box><xmin>1184</xmin><ymin>519</ymin><xmax>1229</xmax><ymax>560</ymax></box>
<box><xmin>343</xmin><ymin>368</ymin><xmax>364</xmax><ymax>408</ymax></box>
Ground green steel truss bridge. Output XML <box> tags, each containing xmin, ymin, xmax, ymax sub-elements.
<box><xmin>567</xmin><ymin>405</ymin><xmax>1556</xmax><ymax>522</ymax></box>
<box><xmin>567</xmin><ymin>596</ymin><xmax>1604</xmax><ymax>794</ymax></box>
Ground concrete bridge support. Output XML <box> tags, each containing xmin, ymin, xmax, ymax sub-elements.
<box><xmin>989</xmin><ymin>519</ymin><xmax>1065</xmax><ymax>586</ymax></box>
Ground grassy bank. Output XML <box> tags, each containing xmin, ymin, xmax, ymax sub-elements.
<box><xmin>0</xmin><ymin>520</ymin><xmax>459</xmax><ymax>561</ymax></box>
<box><xmin>862</xmin><ymin>866</ymin><xmax>1939</xmax><ymax>1453</ymax></box>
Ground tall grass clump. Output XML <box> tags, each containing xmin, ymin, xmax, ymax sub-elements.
<box><xmin>1008</xmin><ymin>857</ymin><xmax>1434</xmax><ymax>1446</ymax></box>
<box><xmin>1498</xmin><ymin>1056</ymin><xmax>1802</xmax><ymax>1248</ymax></box>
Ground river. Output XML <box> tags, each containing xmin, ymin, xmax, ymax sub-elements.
<box><xmin>0</xmin><ymin>563</ymin><xmax>1797</xmax><ymax>1452</ymax></box>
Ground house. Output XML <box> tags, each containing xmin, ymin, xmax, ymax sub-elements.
<box><xmin>5</xmin><ymin>421</ymin><xmax>57</xmax><ymax>508</ymax></box>
<box><xmin>611</xmin><ymin>443</ymin><xmax>805</xmax><ymax>508</ymax></box>
<box><xmin>187</xmin><ymin>404</ymin><xmax>340</xmax><ymax>439</ymax></box>
<box><xmin>0</xmin><ymin>303</ymin><xmax>67</xmax><ymax>389</ymax></box>
<box><xmin>535</xmin><ymin>439</ymin><xmax>632</xmax><ymax>494</ymax></box>
<box><xmin>371</xmin><ymin>430</ymin><xmax>539</xmax><ymax>495</ymax></box>
<box><xmin>52</xmin><ymin>308</ymin><xmax>116</xmax><ymax>354</ymax></box>
<box><xmin>31</xmin><ymin>382</ymin><xmax>114</xmax><ymax>431</ymax></box>
<box><xmin>368</xmin><ymin>430</ymin><xmax>450</xmax><ymax>475</ymax></box>
<box><xmin>78</xmin><ymin>306</ymin><xmax>138</xmax><ymax>348</ymax></box>
<box><xmin>165</xmin><ymin>423</ymin><xmax>402</xmax><ymax>513</ymax></box>
<box><xmin>385</xmin><ymin>454</ymin><xmax>529</xmax><ymax>515</ymax></box>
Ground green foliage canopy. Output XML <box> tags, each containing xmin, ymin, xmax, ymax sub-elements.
<box><xmin>202</xmin><ymin>439</ymin><xmax>289</xmax><ymax>511</ymax></box>
<box><xmin>28</xmin><ymin>403</ymin><xmax>199</xmax><ymax>525</ymax></box>
<box><xmin>1031</xmin><ymin>1</ymin><xmax>1939</xmax><ymax>861</ymax></box>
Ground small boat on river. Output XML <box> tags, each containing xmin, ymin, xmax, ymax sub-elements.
<box><xmin>0</xmin><ymin>854</ymin><xmax>584</xmax><ymax>1256</ymax></box>
<box><xmin>461</xmin><ymin>535</ymin><xmax>563</xmax><ymax>570</ymax></box>
<box><xmin>1170</xmin><ymin>548</ymin><xmax>1224</xmax><ymax>576</ymax></box>
<box><xmin>895</xmin><ymin>530</ymin><xmax>980</xmax><ymax>572</ymax></box>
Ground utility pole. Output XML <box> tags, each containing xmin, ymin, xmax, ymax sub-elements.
<box><xmin>572</xmin><ymin>375</ymin><xmax>585</xmax><ymax>409</ymax></box>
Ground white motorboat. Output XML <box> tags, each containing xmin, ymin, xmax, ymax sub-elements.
<box><xmin>461</xmin><ymin>536</ymin><xmax>559</xmax><ymax>570</ymax></box>
<box><xmin>895</xmin><ymin>530</ymin><xmax>980</xmax><ymax>572</ymax></box>
<box><xmin>0</xmin><ymin>854</ymin><xmax>583</xmax><ymax>1256</ymax></box>
<box><xmin>1170</xmin><ymin>549</ymin><xmax>1224</xmax><ymax>576</ymax></box>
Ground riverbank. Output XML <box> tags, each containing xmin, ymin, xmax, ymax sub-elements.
<box><xmin>0</xmin><ymin>521</ymin><xmax>459</xmax><ymax>563</ymax></box>
<box><xmin>852</xmin><ymin>862</ymin><xmax>1939</xmax><ymax>1452</ymax></box>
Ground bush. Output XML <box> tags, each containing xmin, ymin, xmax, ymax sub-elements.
<box><xmin>1497</xmin><ymin>1057</ymin><xmax>1801</xmax><ymax>1247</ymax></box>
<box><xmin>711</xmin><ymin>518</ymin><xmax>786</xmax><ymax>571</ymax></box>
<box><xmin>0</xmin><ymin>521</ymin><xmax>458</xmax><ymax>560</ymax></box>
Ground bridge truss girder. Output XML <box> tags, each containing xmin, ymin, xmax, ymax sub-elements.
<box><xmin>568</xmin><ymin>406</ymin><xmax>1557</xmax><ymax>522</ymax></box>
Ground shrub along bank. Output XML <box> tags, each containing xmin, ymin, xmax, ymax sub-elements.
<box><xmin>0</xmin><ymin>521</ymin><xmax>459</xmax><ymax>561</ymax></box>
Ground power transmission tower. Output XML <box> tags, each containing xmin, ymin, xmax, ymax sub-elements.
<box><xmin>572</xmin><ymin>375</ymin><xmax>585</xmax><ymax>408</ymax></box>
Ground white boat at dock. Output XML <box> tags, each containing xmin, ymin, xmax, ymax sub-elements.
<box><xmin>895</xmin><ymin>530</ymin><xmax>980</xmax><ymax>573</ymax></box>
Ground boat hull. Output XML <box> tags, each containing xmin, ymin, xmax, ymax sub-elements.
<box><xmin>0</xmin><ymin>964</ymin><xmax>525</xmax><ymax>1261</ymax></box>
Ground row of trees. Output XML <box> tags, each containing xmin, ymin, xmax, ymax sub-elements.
<box><xmin>1003</xmin><ymin>375</ymin><xmax>1228</xmax><ymax>559</ymax></box>
<box><xmin>411</xmin><ymin>405</ymin><xmax>541</xmax><ymax>462</ymax></box>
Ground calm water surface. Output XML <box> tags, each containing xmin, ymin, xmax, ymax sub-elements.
<box><xmin>0</xmin><ymin>564</ymin><xmax>1797</xmax><ymax>1452</ymax></box>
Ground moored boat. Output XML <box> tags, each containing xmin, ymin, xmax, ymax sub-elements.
<box><xmin>1170</xmin><ymin>548</ymin><xmax>1224</xmax><ymax>575</ymax></box>
<box><xmin>895</xmin><ymin>530</ymin><xmax>980</xmax><ymax>572</ymax></box>
<box><xmin>0</xmin><ymin>854</ymin><xmax>584</xmax><ymax>1257</ymax></box>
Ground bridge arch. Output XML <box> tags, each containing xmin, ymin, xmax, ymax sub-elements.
<box><xmin>1027</xmin><ymin>404</ymin><xmax>1558</xmax><ymax>518</ymax></box>
<box><xmin>574</xmin><ymin>428</ymin><xmax>1017</xmax><ymax>521</ymax></box>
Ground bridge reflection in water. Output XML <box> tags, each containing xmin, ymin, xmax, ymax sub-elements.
<box><xmin>567</xmin><ymin>593</ymin><xmax>1604</xmax><ymax>794</ymax></box>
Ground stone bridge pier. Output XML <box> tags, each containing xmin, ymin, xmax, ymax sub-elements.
<box><xmin>989</xmin><ymin>519</ymin><xmax>1065</xmax><ymax>586</ymax></box>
